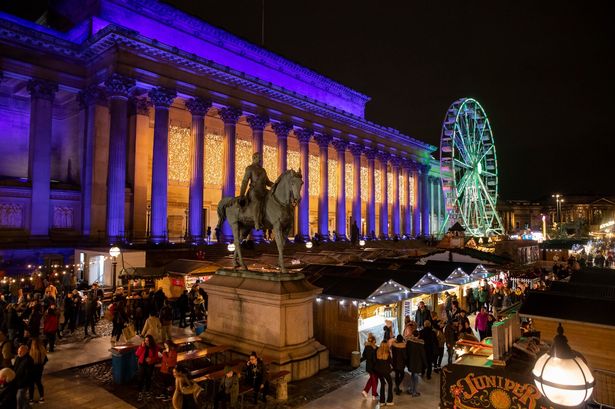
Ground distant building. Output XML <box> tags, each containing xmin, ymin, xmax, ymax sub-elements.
<box><xmin>498</xmin><ymin>195</ymin><xmax>615</xmax><ymax>235</ymax></box>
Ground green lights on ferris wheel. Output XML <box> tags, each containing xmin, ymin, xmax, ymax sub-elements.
<box><xmin>439</xmin><ymin>97</ymin><xmax>504</xmax><ymax>237</ymax></box>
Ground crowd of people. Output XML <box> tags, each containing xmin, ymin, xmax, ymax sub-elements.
<box><xmin>359</xmin><ymin>285</ymin><xmax>527</xmax><ymax>407</ymax></box>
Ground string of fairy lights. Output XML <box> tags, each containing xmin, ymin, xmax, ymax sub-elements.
<box><xmin>167</xmin><ymin>126</ymin><xmax>415</xmax><ymax>206</ymax></box>
<box><xmin>0</xmin><ymin>263</ymin><xmax>81</xmax><ymax>284</ymax></box>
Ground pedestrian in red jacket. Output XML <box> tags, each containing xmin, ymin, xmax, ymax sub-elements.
<box><xmin>136</xmin><ymin>334</ymin><xmax>159</xmax><ymax>401</ymax></box>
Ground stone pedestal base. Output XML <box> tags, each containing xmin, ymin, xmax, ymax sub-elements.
<box><xmin>202</xmin><ymin>269</ymin><xmax>328</xmax><ymax>381</ymax></box>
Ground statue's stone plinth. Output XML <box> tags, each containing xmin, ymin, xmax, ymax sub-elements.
<box><xmin>201</xmin><ymin>269</ymin><xmax>328</xmax><ymax>380</ymax></box>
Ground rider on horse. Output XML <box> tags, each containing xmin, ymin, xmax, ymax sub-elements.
<box><xmin>239</xmin><ymin>152</ymin><xmax>273</xmax><ymax>230</ymax></box>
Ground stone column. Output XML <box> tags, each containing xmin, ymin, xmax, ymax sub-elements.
<box><xmin>402</xmin><ymin>162</ymin><xmax>412</xmax><ymax>236</ymax></box>
<box><xmin>365</xmin><ymin>149</ymin><xmax>377</xmax><ymax>239</ymax></box>
<box><xmin>247</xmin><ymin>115</ymin><xmax>268</xmax><ymax>158</ymax></box>
<box><xmin>314</xmin><ymin>134</ymin><xmax>332</xmax><ymax>238</ymax></box>
<box><xmin>421</xmin><ymin>165</ymin><xmax>431</xmax><ymax>236</ymax></box>
<box><xmin>247</xmin><ymin>115</ymin><xmax>269</xmax><ymax>242</ymax></box>
<box><xmin>148</xmin><ymin>87</ymin><xmax>176</xmax><ymax>244</ymax></box>
<box><xmin>77</xmin><ymin>85</ymin><xmax>101</xmax><ymax>238</ymax></box>
<box><xmin>349</xmin><ymin>144</ymin><xmax>363</xmax><ymax>236</ymax></box>
<box><xmin>296</xmin><ymin>128</ymin><xmax>313</xmax><ymax>240</ymax></box>
<box><xmin>412</xmin><ymin>165</ymin><xmax>421</xmax><ymax>237</ymax></box>
<box><xmin>104</xmin><ymin>74</ymin><xmax>135</xmax><ymax>243</ymax></box>
<box><xmin>27</xmin><ymin>79</ymin><xmax>58</xmax><ymax>238</ymax></box>
<box><xmin>185</xmin><ymin>97</ymin><xmax>211</xmax><ymax>243</ymax></box>
<box><xmin>390</xmin><ymin>157</ymin><xmax>401</xmax><ymax>237</ymax></box>
<box><xmin>272</xmin><ymin>122</ymin><xmax>293</xmax><ymax>176</ymax></box>
<box><xmin>378</xmin><ymin>152</ymin><xmax>390</xmax><ymax>238</ymax></box>
<box><xmin>332</xmin><ymin>139</ymin><xmax>348</xmax><ymax>240</ymax></box>
<box><xmin>218</xmin><ymin>106</ymin><xmax>242</xmax><ymax>242</ymax></box>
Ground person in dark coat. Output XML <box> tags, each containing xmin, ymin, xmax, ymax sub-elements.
<box><xmin>414</xmin><ymin>301</ymin><xmax>431</xmax><ymax>330</ymax></box>
<box><xmin>444</xmin><ymin>319</ymin><xmax>459</xmax><ymax>365</ymax></box>
<box><xmin>13</xmin><ymin>344</ymin><xmax>33</xmax><ymax>409</ymax></box>
<box><xmin>177</xmin><ymin>290</ymin><xmax>189</xmax><ymax>328</ymax></box>
<box><xmin>84</xmin><ymin>292</ymin><xmax>97</xmax><ymax>337</ymax></box>
<box><xmin>391</xmin><ymin>335</ymin><xmax>407</xmax><ymax>395</ymax></box>
<box><xmin>0</xmin><ymin>367</ymin><xmax>17</xmax><ymax>409</ymax></box>
<box><xmin>419</xmin><ymin>320</ymin><xmax>437</xmax><ymax>379</ymax></box>
<box><xmin>405</xmin><ymin>330</ymin><xmax>427</xmax><ymax>397</ymax></box>
<box><xmin>373</xmin><ymin>341</ymin><xmax>393</xmax><ymax>406</ymax></box>
<box><xmin>243</xmin><ymin>352</ymin><xmax>268</xmax><ymax>404</ymax></box>
<box><xmin>360</xmin><ymin>333</ymin><xmax>378</xmax><ymax>399</ymax></box>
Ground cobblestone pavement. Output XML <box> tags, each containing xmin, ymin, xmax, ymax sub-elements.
<box><xmin>55</xmin><ymin>319</ymin><xmax>112</xmax><ymax>345</ymax></box>
<box><xmin>53</xmin><ymin>358</ymin><xmax>366</xmax><ymax>409</ymax></box>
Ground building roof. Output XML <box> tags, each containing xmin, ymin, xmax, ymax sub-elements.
<box><xmin>519</xmin><ymin>291</ymin><xmax>615</xmax><ymax>327</ymax></box>
<box><xmin>549</xmin><ymin>281</ymin><xmax>615</xmax><ymax>300</ymax></box>
<box><xmin>569</xmin><ymin>268</ymin><xmax>615</xmax><ymax>286</ymax></box>
<box><xmin>449</xmin><ymin>222</ymin><xmax>466</xmax><ymax>232</ymax></box>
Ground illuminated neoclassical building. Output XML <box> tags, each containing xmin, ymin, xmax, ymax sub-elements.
<box><xmin>0</xmin><ymin>0</ymin><xmax>446</xmax><ymax>244</ymax></box>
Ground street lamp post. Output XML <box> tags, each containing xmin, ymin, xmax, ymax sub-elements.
<box><xmin>532</xmin><ymin>323</ymin><xmax>594</xmax><ymax>408</ymax></box>
<box><xmin>109</xmin><ymin>246</ymin><xmax>121</xmax><ymax>291</ymax></box>
<box><xmin>552</xmin><ymin>194</ymin><xmax>564</xmax><ymax>226</ymax></box>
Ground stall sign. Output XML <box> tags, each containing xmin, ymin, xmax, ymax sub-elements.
<box><xmin>171</xmin><ymin>278</ymin><xmax>183</xmax><ymax>286</ymax></box>
<box><xmin>441</xmin><ymin>365</ymin><xmax>554</xmax><ymax>409</ymax></box>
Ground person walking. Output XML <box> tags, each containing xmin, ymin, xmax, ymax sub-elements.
<box><xmin>419</xmin><ymin>320</ymin><xmax>437</xmax><ymax>380</ymax></box>
<box><xmin>206</xmin><ymin>226</ymin><xmax>212</xmax><ymax>244</ymax></box>
<box><xmin>434</xmin><ymin>325</ymin><xmax>446</xmax><ymax>371</ymax></box>
<box><xmin>28</xmin><ymin>338</ymin><xmax>47</xmax><ymax>404</ymax></box>
<box><xmin>374</xmin><ymin>341</ymin><xmax>394</xmax><ymax>406</ymax></box>
<box><xmin>136</xmin><ymin>335</ymin><xmax>159</xmax><ymax>401</ymax></box>
<box><xmin>391</xmin><ymin>335</ymin><xmax>407</xmax><ymax>395</ymax></box>
<box><xmin>361</xmin><ymin>333</ymin><xmax>379</xmax><ymax>400</ymax></box>
<box><xmin>405</xmin><ymin>330</ymin><xmax>427</xmax><ymax>397</ymax></box>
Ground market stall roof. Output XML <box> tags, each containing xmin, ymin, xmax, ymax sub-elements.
<box><xmin>309</xmin><ymin>274</ymin><xmax>383</xmax><ymax>300</ymax></box>
<box><xmin>366</xmin><ymin>279</ymin><xmax>420</xmax><ymax>305</ymax></box>
<box><xmin>469</xmin><ymin>265</ymin><xmax>493</xmax><ymax>280</ymax></box>
<box><xmin>519</xmin><ymin>290</ymin><xmax>615</xmax><ymax>327</ymax></box>
<box><xmin>164</xmin><ymin>259</ymin><xmax>222</xmax><ymax>275</ymax></box>
<box><xmin>549</xmin><ymin>281</ymin><xmax>615</xmax><ymax>300</ymax></box>
<box><xmin>444</xmin><ymin>268</ymin><xmax>472</xmax><ymax>285</ymax></box>
<box><xmin>569</xmin><ymin>268</ymin><xmax>615</xmax><ymax>286</ymax></box>
<box><xmin>120</xmin><ymin>266</ymin><xmax>165</xmax><ymax>279</ymax></box>
<box><xmin>410</xmin><ymin>272</ymin><xmax>456</xmax><ymax>294</ymax></box>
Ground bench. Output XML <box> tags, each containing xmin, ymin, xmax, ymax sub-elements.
<box><xmin>176</xmin><ymin>344</ymin><xmax>230</xmax><ymax>364</ymax></box>
<box><xmin>172</xmin><ymin>335</ymin><xmax>203</xmax><ymax>346</ymax></box>
<box><xmin>268</xmin><ymin>370</ymin><xmax>291</xmax><ymax>401</ymax></box>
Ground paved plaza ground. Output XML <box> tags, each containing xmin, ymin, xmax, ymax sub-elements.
<box><xmin>39</xmin><ymin>321</ymin><xmax>442</xmax><ymax>408</ymax></box>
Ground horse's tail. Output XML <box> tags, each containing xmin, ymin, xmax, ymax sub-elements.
<box><xmin>216</xmin><ymin>197</ymin><xmax>234</xmax><ymax>229</ymax></box>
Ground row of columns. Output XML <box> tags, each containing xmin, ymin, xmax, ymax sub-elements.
<box><xmin>18</xmin><ymin>72</ymin><xmax>442</xmax><ymax>241</ymax></box>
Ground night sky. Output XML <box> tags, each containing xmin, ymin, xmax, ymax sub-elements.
<box><xmin>166</xmin><ymin>0</ymin><xmax>614</xmax><ymax>201</ymax></box>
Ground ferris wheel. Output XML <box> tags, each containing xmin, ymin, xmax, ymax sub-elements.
<box><xmin>439</xmin><ymin>98</ymin><xmax>504</xmax><ymax>237</ymax></box>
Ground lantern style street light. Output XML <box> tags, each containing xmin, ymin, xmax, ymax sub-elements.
<box><xmin>359</xmin><ymin>239</ymin><xmax>366</xmax><ymax>247</ymax></box>
<box><xmin>227</xmin><ymin>243</ymin><xmax>236</xmax><ymax>252</ymax></box>
<box><xmin>305</xmin><ymin>241</ymin><xmax>313</xmax><ymax>249</ymax></box>
<box><xmin>532</xmin><ymin>323</ymin><xmax>594</xmax><ymax>407</ymax></box>
<box><xmin>109</xmin><ymin>246</ymin><xmax>121</xmax><ymax>291</ymax></box>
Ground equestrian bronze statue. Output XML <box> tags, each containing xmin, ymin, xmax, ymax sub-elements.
<box><xmin>217</xmin><ymin>152</ymin><xmax>303</xmax><ymax>273</ymax></box>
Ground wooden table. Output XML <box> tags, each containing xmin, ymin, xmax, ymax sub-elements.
<box><xmin>176</xmin><ymin>344</ymin><xmax>230</xmax><ymax>364</ymax></box>
<box><xmin>172</xmin><ymin>336</ymin><xmax>204</xmax><ymax>346</ymax></box>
